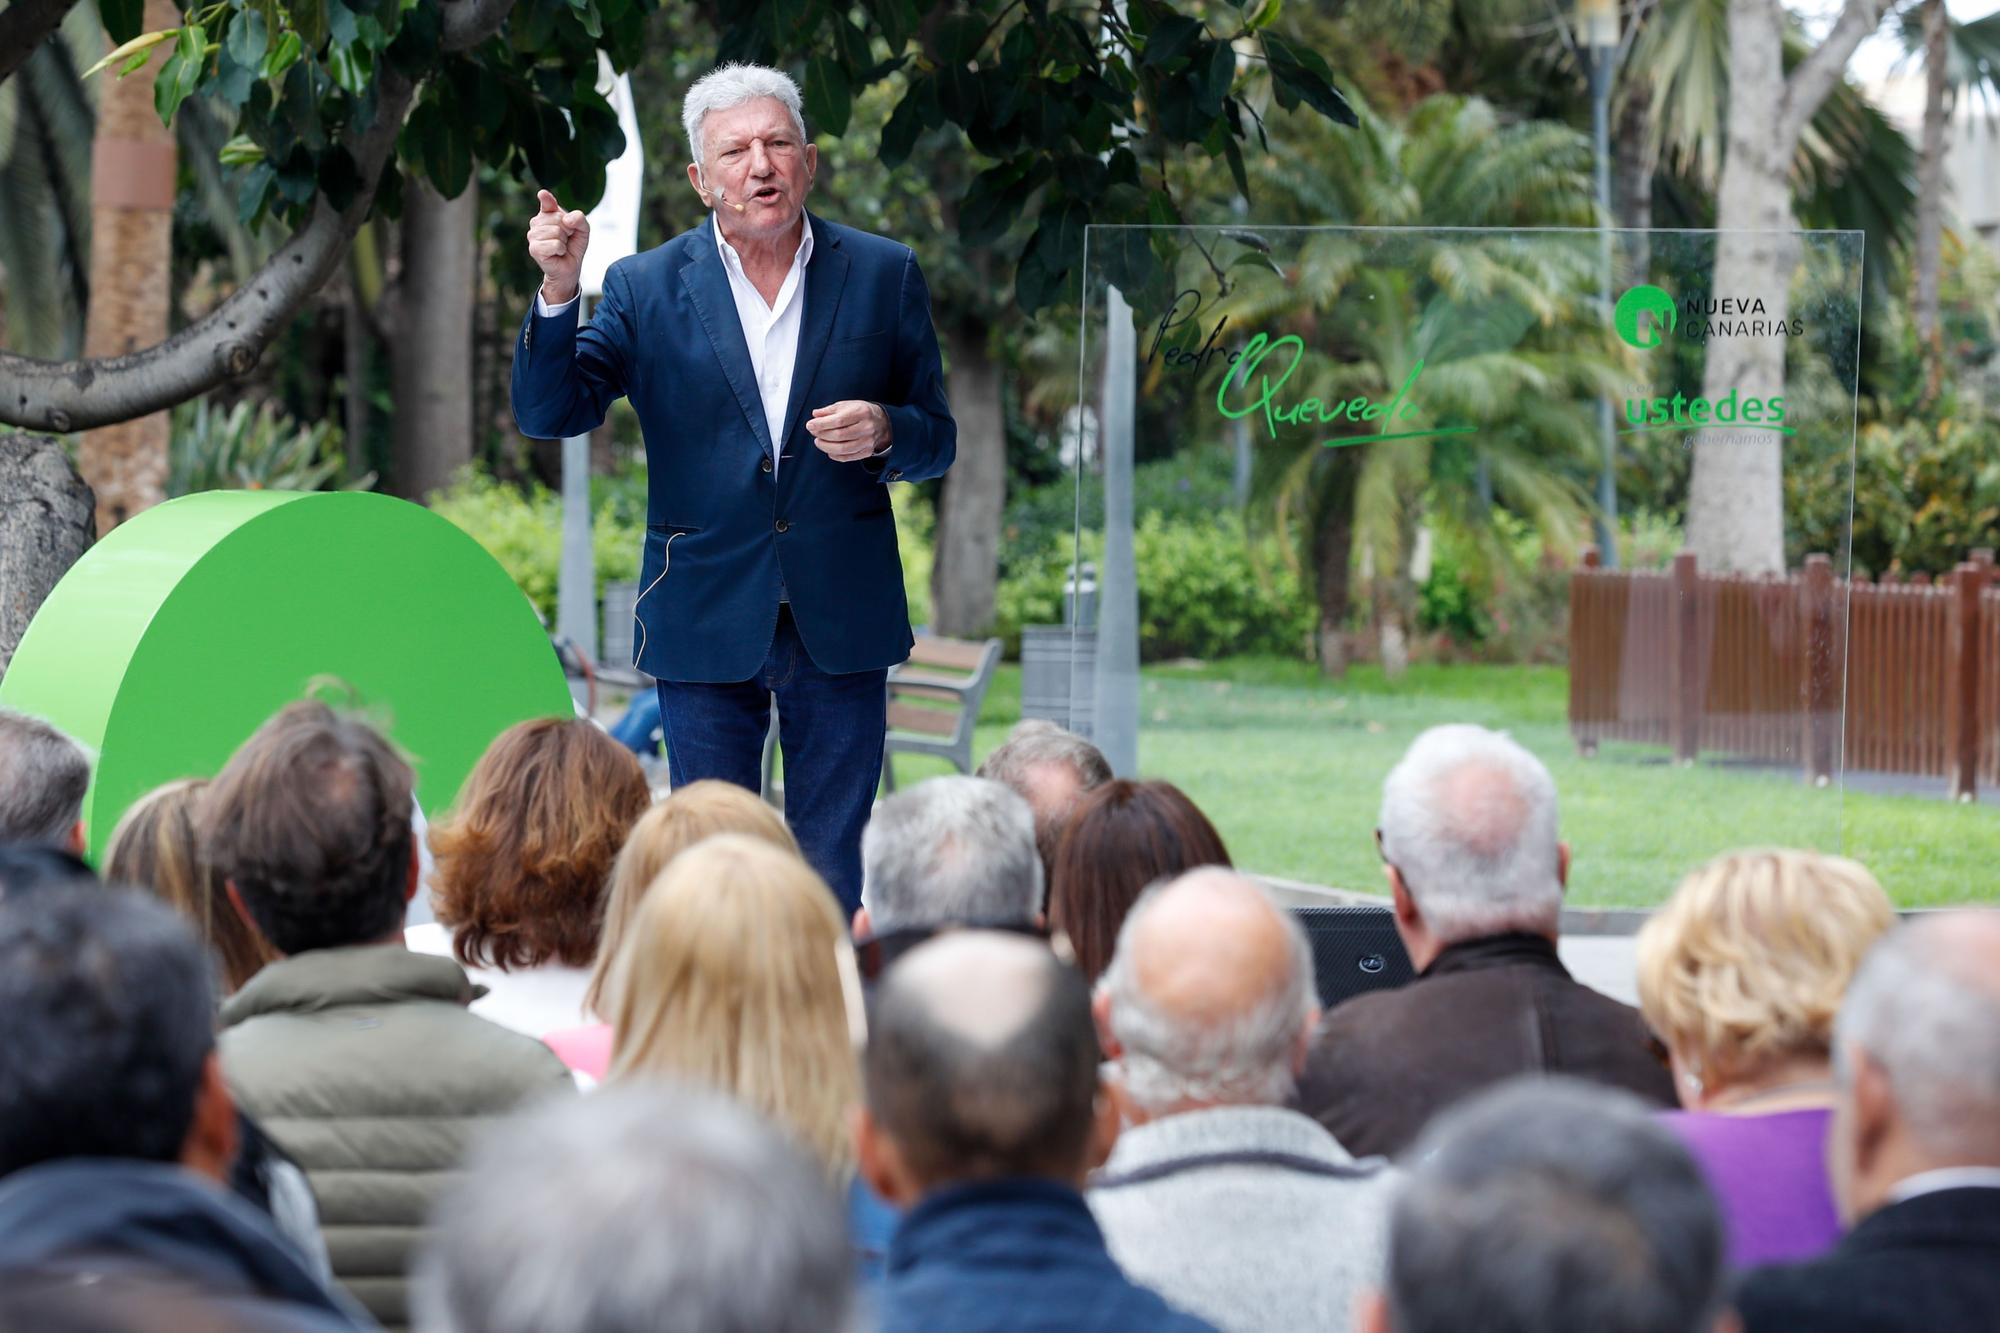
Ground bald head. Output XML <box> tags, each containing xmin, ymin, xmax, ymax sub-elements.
<box><xmin>1838</xmin><ymin>911</ymin><xmax>2000</xmax><ymax>1161</ymax></box>
<box><xmin>864</xmin><ymin>932</ymin><xmax>1100</xmax><ymax>1188</ymax></box>
<box><xmin>1100</xmin><ymin>869</ymin><xmax>1318</xmax><ymax>1116</ymax></box>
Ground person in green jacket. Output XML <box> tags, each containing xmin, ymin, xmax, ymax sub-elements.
<box><xmin>199</xmin><ymin>700</ymin><xmax>574</xmax><ymax>1332</ymax></box>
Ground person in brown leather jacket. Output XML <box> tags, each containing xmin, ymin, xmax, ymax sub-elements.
<box><xmin>1294</xmin><ymin>724</ymin><xmax>1674</xmax><ymax>1160</ymax></box>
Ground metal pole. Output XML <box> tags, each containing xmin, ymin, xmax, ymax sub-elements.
<box><xmin>557</xmin><ymin>294</ymin><xmax>597</xmax><ymax>708</ymax></box>
<box><xmin>1591</xmin><ymin>43</ymin><xmax>1620</xmax><ymax>569</ymax></box>
<box><xmin>1093</xmin><ymin>284</ymin><xmax>1140</xmax><ymax>777</ymax></box>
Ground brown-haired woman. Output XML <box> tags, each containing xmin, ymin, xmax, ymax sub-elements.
<box><xmin>406</xmin><ymin>716</ymin><xmax>650</xmax><ymax>1038</ymax></box>
<box><xmin>104</xmin><ymin>777</ymin><xmax>276</xmax><ymax>993</ymax></box>
<box><xmin>1047</xmin><ymin>778</ymin><xmax>1232</xmax><ymax>983</ymax></box>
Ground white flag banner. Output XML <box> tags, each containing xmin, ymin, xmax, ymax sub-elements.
<box><xmin>582</xmin><ymin>51</ymin><xmax>644</xmax><ymax>299</ymax></box>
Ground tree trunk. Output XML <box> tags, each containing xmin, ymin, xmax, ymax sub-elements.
<box><xmin>1914</xmin><ymin>0</ymin><xmax>1949</xmax><ymax>393</ymax></box>
<box><xmin>0</xmin><ymin>433</ymin><xmax>95</xmax><ymax>674</ymax></box>
<box><xmin>1312</xmin><ymin>450</ymin><xmax>1360</xmax><ymax>677</ymax></box>
<box><xmin>343</xmin><ymin>259</ymin><xmax>372</xmax><ymax>481</ymax></box>
<box><xmin>929</xmin><ymin>318</ymin><xmax>1003</xmax><ymax>636</ymax></box>
<box><xmin>1687</xmin><ymin>0</ymin><xmax>1886</xmax><ymax>574</ymax></box>
<box><xmin>74</xmin><ymin>0</ymin><xmax>177</xmax><ymax>533</ymax></box>
<box><xmin>390</xmin><ymin>175</ymin><xmax>477</xmax><ymax>501</ymax></box>
<box><xmin>1614</xmin><ymin>73</ymin><xmax>1658</xmax><ymax>282</ymax></box>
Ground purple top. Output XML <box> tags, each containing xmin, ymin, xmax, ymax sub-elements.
<box><xmin>1660</xmin><ymin>1106</ymin><xmax>1842</xmax><ymax>1270</ymax></box>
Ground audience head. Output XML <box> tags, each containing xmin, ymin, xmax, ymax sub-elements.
<box><xmin>0</xmin><ymin>708</ymin><xmax>90</xmax><ymax>853</ymax></box>
<box><xmin>198</xmin><ymin>700</ymin><xmax>416</xmax><ymax>957</ymax></box>
<box><xmin>1376</xmin><ymin>724</ymin><xmax>1566</xmax><ymax>967</ymax></box>
<box><xmin>1828</xmin><ymin>911</ymin><xmax>2000</xmax><ymax>1224</ymax></box>
<box><xmin>1366</xmin><ymin>1078</ymin><xmax>1727</xmax><ymax>1333</ymax></box>
<box><xmin>977</xmin><ymin>720</ymin><xmax>1112</xmax><ymax>878</ymax></box>
<box><xmin>428</xmin><ymin>717</ymin><xmax>650</xmax><ymax>972</ymax></box>
<box><xmin>415</xmin><ymin>1083</ymin><xmax>853</xmax><ymax>1333</ymax></box>
<box><xmin>858</xmin><ymin>931</ymin><xmax>1107</xmax><ymax>1203</ymax></box>
<box><xmin>1638</xmin><ymin>848</ymin><xmax>1894</xmax><ymax>1107</ymax></box>
<box><xmin>585</xmin><ymin>780</ymin><xmax>798</xmax><ymax>1016</ymax></box>
<box><xmin>104</xmin><ymin>778</ymin><xmax>275</xmax><ymax>993</ymax></box>
<box><xmin>1048</xmin><ymin>778</ymin><xmax>1231</xmax><ymax>983</ymax></box>
<box><xmin>859</xmin><ymin>775</ymin><xmax>1043</xmax><ymax>937</ymax></box>
<box><xmin>604</xmin><ymin>834</ymin><xmax>860</xmax><ymax>1173</ymax></box>
<box><xmin>0</xmin><ymin>887</ymin><xmax>236</xmax><ymax>1183</ymax></box>
<box><xmin>1096</xmin><ymin>868</ymin><xmax>1317</xmax><ymax>1121</ymax></box>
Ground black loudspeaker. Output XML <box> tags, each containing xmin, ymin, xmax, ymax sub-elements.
<box><xmin>1292</xmin><ymin>906</ymin><xmax>1416</xmax><ymax>1010</ymax></box>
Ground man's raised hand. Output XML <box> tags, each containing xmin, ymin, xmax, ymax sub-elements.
<box><xmin>527</xmin><ymin>189</ymin><xmax>589</xmax><ymax>305</ymax></box>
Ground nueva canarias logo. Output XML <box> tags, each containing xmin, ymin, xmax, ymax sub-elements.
<box><xmin>1613</xmin><ymin>282</ymin><xmax>1790</xmax><ymax>436</ymax></box>
<box><xmin>1614</xmin><ymin>284</ymin><xmax>1677</xmax><ymax>350</ymax></box>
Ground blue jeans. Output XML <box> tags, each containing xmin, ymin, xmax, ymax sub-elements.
<box><xmin>608</xmin><ymin>687</ymin><xmax>663</xmax><ymax>755</ymax></box>
<box><xmin>655</xmin><ymin>604</ymin><xmax>886</xmax><ymax>916</ymax></box>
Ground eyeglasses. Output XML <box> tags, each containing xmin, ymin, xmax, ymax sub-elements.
<box><xmin>853</xmin><ymin>918</ymin><xmax>1061</xmax><ymax>982</ymax></box>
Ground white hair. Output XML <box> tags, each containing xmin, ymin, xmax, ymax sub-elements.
<box><xmin>1377</xmin><ymin>724</ymin><xmax>1563</xmax><ymax>945</ymax></box>
<box><xmin>1100</xmin><ymin>872</ymin><xmax>1317</xmax><ymax>1115</ymax></box>
<box><xmin>413</xmin><ymin>1082</ymin><xmax>855</xmax><ymax>1333</ymax></box>
<box><xmin>861</xmin><ymin>776</ymin><xmax>1044</xmax><ymax>932</ymax></box>
<box><xmin>1835</xmin><ymin>915</ymin><xmax>2000</xmax><ymax>1158</ymax></box>
<box><xmin>680</xmin><ymin>63</ymin><xmax>807</xmax><ymax>169</ymax></box>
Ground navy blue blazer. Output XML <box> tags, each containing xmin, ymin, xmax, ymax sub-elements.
<box><xmin>509</xmin><ymin>210</ymin><xmax>956</xmax><ymax>681</ymax></box>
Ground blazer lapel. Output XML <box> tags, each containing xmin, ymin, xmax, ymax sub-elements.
<box><xmin>777</xmin><ymin>212</ymin><xmax>850</xmax><ymax>470</ymax></box>
<box><xmin>678</xmin><ymin>214</ymin><xmax>775</xmax><ymax>460</ymax></box>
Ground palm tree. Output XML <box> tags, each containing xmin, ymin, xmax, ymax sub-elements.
<box><xmin>1199</xmin><ymin>94</ymin><xmax>1617</xmax><ymax>676</ymax></box>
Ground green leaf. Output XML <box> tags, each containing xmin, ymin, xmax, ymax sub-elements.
<box><xmin>875</xmin><ymin>0</ymin><xmax>917</xmax><ymax>51</ymax></box>
<box><xmin>934</xmin><ymin>13</ymin><xmax>986</xmax><ymax>63</ymax></box>
<box><xmin>1261</xmin><ymin>32</ymin><xmax>1358</xmax><ymax>127</ymax></box>
<box><xmin>100</xmin><ymin>0</ymin><xmax>144</xmax><ymax>45</ymax></box>
<box><xmin>219</xmin><ymin>135</ymin><xmax>266</xmax><ymax>167</ymax></box>
<box><xmin>1015</xmin><ymin>248</ymin><xmax>1059</xmax><ymax>314</ymax></box>
<box><xmin>1028</xmin><ymin>195</ymin><xmax>1087</xmax><ymax>275</ymax></box>
<box><xmin>225</xmin><ymin>9</ymin><xmax>269</xmax><ymax>70</ymax></box>
<box><xmin>262</xmin><ymin>30</ymin><xmax>302</xmax><ymax>80</ymax></box>
<box><xmin>1198</xmin><ymin>39</ymin><xmax>1234</xmax><ymax>116</ymax></box>
<box><xmin>212</xmin><ymin>36</ymin><xmax>258</xmax><ymax>105</ymax></box>
<box><xmin>1223</xmin><ymin>133</ymin><xmax>1249</xmax><ymax>198</ymax></box>
<box><xmin>328</xmin><ymin>40</ymin><xmax>372</xmax><ymax>95</ymax></box>
<box><xmin>1247</xmin><ymin>0</ymin><xmax>1281</xmax><ymax>30</ymax></box>
<box><xmin>804</xmin><ymin>51</ymin><xmax>851</xmax><ymax>136</ymax></box>
<box><xmin>328</xmin><ymin>0</ymin><xmax>358</xmax><ymax>46</ymax></box>
<box><xmin>153</xmin><ymin>23</ymin><xmax>206</xmax><ymax>126</ymax></box>
<box><xmin>1142</xmin><ymin>14</ymin><xmax>1203</xmax><ymax>69</ymax></box>
<box><xmin>292</xmin><ymin>0</ymin><xmax>328</xmax><ymax>52</ymax></box>
<box><xmin>836</xmin><ymin>16</ymin><xmax>871</xmax><ymax>70</ymax></box>
<box><xmin>879</xmin><ymin>78</ymin><xmax>927</xmax><ymax>167</ymax></box>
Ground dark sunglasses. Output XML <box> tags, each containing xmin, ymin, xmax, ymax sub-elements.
<box><xmin>853</xmin><ymin>918</ymin><xmax>1055</xmax><ymax>982</ymax></box>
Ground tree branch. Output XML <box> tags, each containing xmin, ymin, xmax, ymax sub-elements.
<box><xmin>0</xmin><ymin>0</ymin><xmax>519</xmax><ymax>432</ymax></box>
<box><xmin>0</xmin><ymin>0</ymin><xmax>83</xmax><ymax>86</ymax></box>
<box><xmin>1778</xmin><ymin>0</ymin><xmax>1899</xmax><ymax>151</ymax></box>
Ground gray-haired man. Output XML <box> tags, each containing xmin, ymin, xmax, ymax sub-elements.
<box><xmin>1087</xmin><ymin>869</ymin><xmax>1395</xmax><ymax>1333</ymax></box>
<box><xmin>856</xmin><ymin>775</ymin><xmax>1043</xmax><ymax>941</ymax></box>
<box><xmin>0</xmin><ymin>709</ymin><xmax>89</xmax><ymax>852</ymax></box>
<box><xmin>514</xmin><ymin>61</ymin><xmax>955</xmax><ymax>917</ymax></box>
<box><xmin>1296</xmin><ymin>723</ymin><xmax>1674</xmax><ymax>1158</ymax></box>
<box><xmin>1363</xmin><ymin>1078</ymin><xmax>1729</xmax><ymax>1333</ymax></box>
<box><xmin>1737</xmin><ymin>912</ymin><xmax>2000</xmax><ymax>1332</ymax></box>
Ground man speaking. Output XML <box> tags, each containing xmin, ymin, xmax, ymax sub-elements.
<box><xmin>512</xmin><ymin>62</ymin><xmax>956</xmax><ymax>914</ymax></box>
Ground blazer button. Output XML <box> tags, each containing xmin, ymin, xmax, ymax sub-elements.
<box><xmin>760</xmin><ymin>455</ymin><xmax>773</xmax><ymax>473</ymax></box>
<box><xmin>775</xmin><ymin>518</ymin><xmax>790</xmax><ymax>533</ymax></box>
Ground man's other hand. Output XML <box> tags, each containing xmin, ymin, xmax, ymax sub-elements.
<box><xmin>807</xmin><ymin>401</ymin><xmax>892</xmax><ymax>462</ymax></box>
<box><xmin>527</xmin><ymin>189</ymin><xmax>589</xmax><ymax>305</ymax></box>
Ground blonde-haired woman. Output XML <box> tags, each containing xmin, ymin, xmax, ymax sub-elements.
<box><xmin>1637</xmin><ymin>848</ymin><xmax>1896</xmax><ymax>1268</ymax></box>
<box><xmin>543</xmin><ymin>780</ymin><xmax>799</xmax><ymax>1078</ymax></box>
<box><xmin>104</xmin><ymin>778</ymin><xmax>275</xmax><ymax>992</ymax></box>
<box><xmin>599</xmin><ymin>833</ymin><xmax>893</xmax><ymax>1284</ymax></box>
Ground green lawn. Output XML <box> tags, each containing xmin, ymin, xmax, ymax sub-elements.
<box><xmin>882</xmin><ymin>658</ymin><xmax>2000</xmax><ymax>910</ymax></box>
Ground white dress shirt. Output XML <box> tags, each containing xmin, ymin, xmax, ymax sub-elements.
<box><xmin>1886</xmin><ymin>1166</ymin><xmax>2000</xmax><ymax>1205</ymax></box>
<box><xmin>536</xmin><ymin>215</ymin><xmax>813</xmax><ymax>478</ymax></box>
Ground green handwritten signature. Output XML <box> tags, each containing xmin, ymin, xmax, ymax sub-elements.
<box><xmin>1214</xmin><ymin>332</ymin><xmax>1475</xmax><ymax>449</ymax></box>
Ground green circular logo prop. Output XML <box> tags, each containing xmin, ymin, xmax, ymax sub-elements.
<box><xmin>0</xmin><ymin>490</ymin><xmax>574</xmax><ymax>863</ymax></box>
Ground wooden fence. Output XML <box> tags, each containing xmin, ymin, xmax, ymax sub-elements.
<box><xmin>1569</xmin><ymin>549</ymin><xmax>2000</xmax><ymax>799</ymax></box>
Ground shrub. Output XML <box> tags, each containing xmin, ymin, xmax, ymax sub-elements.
<box><xmin>992</xmin><ymin>512</ymin><xmax>1313</xmax><ymax>661</ymax></box>
<box><xmin>428</xmin><ymin>468</ymin><xmax>642</xmax><ymax>622</ymax></box>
